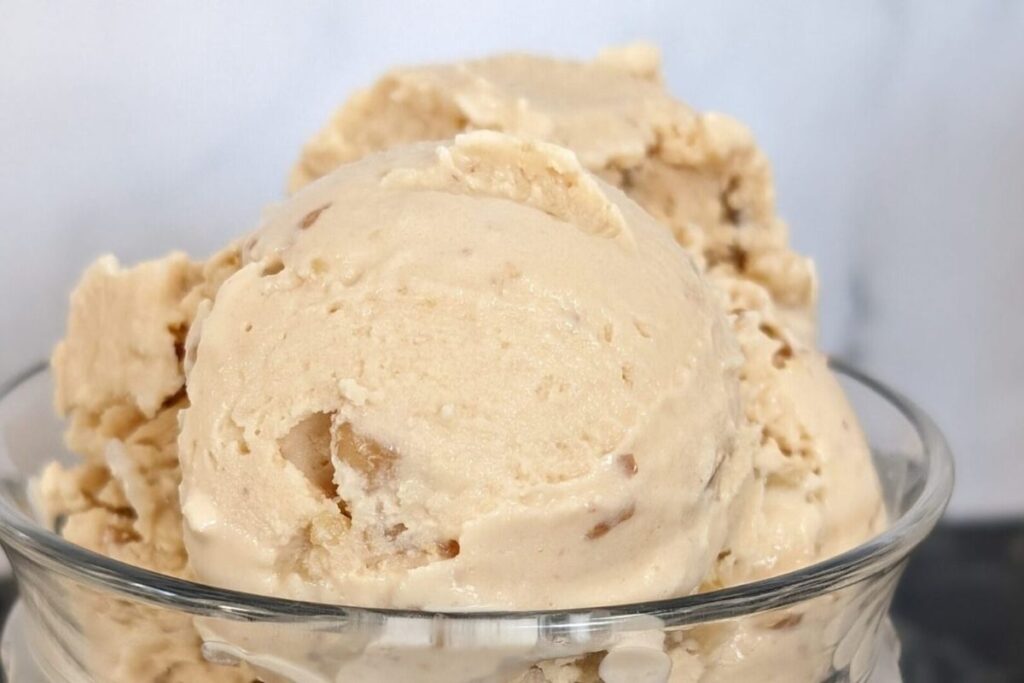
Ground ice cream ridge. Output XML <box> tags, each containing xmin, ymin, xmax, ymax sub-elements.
<box><xmin>40</xmin><ymin>45</ymin><xmax>884</xmax><ymax>683</ymax></box>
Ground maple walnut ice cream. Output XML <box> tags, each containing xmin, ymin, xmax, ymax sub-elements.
<box><xmin>37</xmin><ymin>45</ymin><xmax>884</xmax><ymax>682</ymax></box>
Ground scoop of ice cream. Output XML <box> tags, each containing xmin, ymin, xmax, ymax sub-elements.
<box><xmin>697</xmin><ymin>274</ymin><xmax>885</xmax><ymax>592</ymax></box>
<box><xmin>52</xmin><ymin>252</ymin><xmax>198</xmax><ymax>424</ymax></box>
<box><xmin>178</xmin><ymin>132</ymin><xmax>754</xmax><ymax>609</ymax></box>
<box><xmin>286</xmin><ymin>45</ymin><xmax>882</xmax><ymax>595</ymax></box>
<box><xmin>39</xmin><ymin>247</ymin><xmax>252</xmax><ymax>683</ymax></box>
<box><xmin>347</xmin><ymin>55</ymin><xmax>889</xmax><ymax>672</ymax></box>
<box><xmin>289</xmin><ymin>44</ymin><xmax>815</xmax><ymax>331</ymax></box>
<box><xmin>45</xmin><ymin>246</ymin><xmax>241</xmax><ymax>574</ymax></box>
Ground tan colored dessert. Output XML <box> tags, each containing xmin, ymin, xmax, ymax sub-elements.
<box><xmin>39</xmin><ymin>250</ymin><xmax>253</xmax><ymax>682</ymax></box>
<box><xmin>288</xmin><ymin>44</ymin><xmax>881</xmax><ymax>590</ymax></box>
<box><xmin>290</xmin><ymin>44</ymin><xmax>815</xmax><ymax>338</ymax></box>
<box><xmin>37</xmin><ymin>46</ymin><xmax>884</xmax><ymax>683</ymax></box>
<box><xmin>179</xmin><ymin>132</ymin><xmax>752</xmax><ymax>609</ymax></box>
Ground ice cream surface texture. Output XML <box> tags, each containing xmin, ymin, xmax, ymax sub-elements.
<box><xmin>291</xmin><ymin>44</ymin><xmax>816</xmax><ymax>335</ymax></box>
<box><xmin>179</xmin><ymin>132</ymin><xmax>752</xmax><ymax>608</ymax></box>
<box><xmin>35</xmin><ymin>45</ymin><xmax>887</xmax><ymax>683</ymax></box>
<box><xmin>287</xmin><ymin>45</ymin><xmax>884</xmax><ymax>592</ymax></box>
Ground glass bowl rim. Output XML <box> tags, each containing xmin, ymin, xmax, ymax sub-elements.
<box><xmin>0</xmin><ymin>360</ymin><xmax>953</xmax><ymax>628</ymax></box>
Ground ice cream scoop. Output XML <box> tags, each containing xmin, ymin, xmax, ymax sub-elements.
<box><xmin>179</xmin><ymin>132</ymin><xmax>756</xmax><ymax>609</ymax></box>
<box><xmin>287</xmin><ymin>45</ymin><xmax>885</xmax><ymax>594</ymax></box>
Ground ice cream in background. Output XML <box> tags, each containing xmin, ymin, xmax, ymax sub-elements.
<box><xmin>290</xmin><ymin>44</ymin><xmax>816</xmax><ymax>339</ymax></box>
<box><xmin>39</xmin><ymin>248</ymin><xmax>253</xmax><ymax>682</ymax></box>
<box><xmin>37</xmin><ymin>45</ymin><xmax>884</xmax><ymax>682</ymax></box>
<box><xmin>42</xmin><ymin>247</ymin><xmax>239</xmax><ymax>578</ymax></box>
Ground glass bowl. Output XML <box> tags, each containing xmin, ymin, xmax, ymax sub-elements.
<box><xmin>0</xmin><ymin>362</ymin><xmax>952</xmax><ymax>683</ymax></box>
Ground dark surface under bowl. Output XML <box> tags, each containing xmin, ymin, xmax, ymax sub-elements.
<box><xmin>893</xmin><ymin>519</ymin><xmax>1024</xmax><ymax>683</ymax></box>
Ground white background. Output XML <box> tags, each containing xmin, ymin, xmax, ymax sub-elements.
<box><xmin>1</xmin><ymin>1</ymin><xmax>1021</xmax><ymax>517</ymax></box>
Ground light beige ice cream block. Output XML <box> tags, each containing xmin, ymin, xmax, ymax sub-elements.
<box><xmin>52</xmin><ymin>245</ymin><xmax>241</xmax><ymax>458</ymax></box>
<box><xmin>38</xmin><ymin>396</ymin><xmax>188</xmax><ymax>575</ymax></box>
<box><xmin>180</xmin><ymin>132</ymin><xmax>754</xmax><ymax>609</ymax></box>
<box><xmin>286</xmin><ymin>44</ymin><xmax>885</xmax><ymax>604</ymax></box>
<box><xmin>36</xmin><ymin>399</ymin><xmax>257</xmax><ymax>683</ymax></box>
<box><xmin>40</xmin><ymin>245</ymin><xmax>247</xmax><ymax>683</ymax></box>
<box><xmin>53</xmin><ymin>253</ymin><xmax>199</xmax><ymax>423</ymax></box>
<box><xmin>768</xmin><ymin>351</ymin><xmax>887</xmax><ymax>561</ymax></box>
<box><xmin>289</xmin><ymin>44</ymin><xmax>815</xmax><ymax>321</ymax></box>
<box><xmin>44</xmin><ymin>242</ymin><xmax>242</xmax><ymax>572</ymax></box>
<box><xmin>703</xmin><ymin>273</ymin><xmax>885</xmax><ymax>586</ymax></box>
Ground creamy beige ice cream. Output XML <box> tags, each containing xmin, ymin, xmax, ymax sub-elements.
<box><xmin>39</xmin><ymin>249</ymin><xmax>253</xmax><ymax>683</ymax></box>
<box><xmin>179</xmin><ymin>132</ymin><xmax>752</xmax><ymax>609</ymax></box>
<box><xmin>43</xmin><ymin>247</ymin><xmax>240</xmax><ymax>577</ymax></box>
<box><xmin>37</xmin><ymin>45</ymin><xmax>885</xmax><ymax>683</ymax></box>
<box><xmin>287</xmin><ymin>44</ymin><xmax>883</xmax><ymax>591</ymax></box>
<box><xmin>290</xmin><ymin>44</ymin><xmax>816</xmax><ymax>337</ymax></box>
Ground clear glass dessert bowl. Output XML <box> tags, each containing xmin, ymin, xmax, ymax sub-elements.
<box><xmin>0</xmin><ymin>362</ymin><xmax>952</xmax><ymax>683</ymax></box>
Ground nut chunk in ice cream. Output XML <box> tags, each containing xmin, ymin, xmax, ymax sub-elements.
<box><xmin>179</xmin><ymin>132</ymin><xmax>754</xmax><ymax>609</ymax></box>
